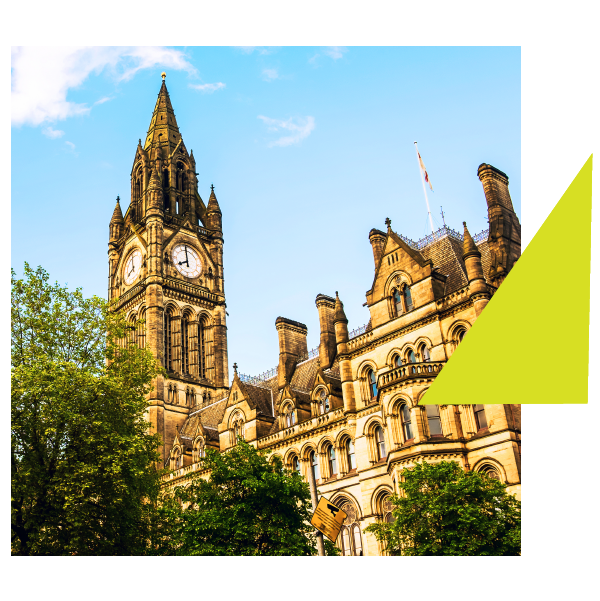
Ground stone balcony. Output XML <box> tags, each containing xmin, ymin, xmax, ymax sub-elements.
<box><xmin>377</xmin><ymin>361</ymin><xmax>445</xmax><ymax>391</ymax></box>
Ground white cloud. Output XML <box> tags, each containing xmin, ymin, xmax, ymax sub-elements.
<box><xmin>189</xmin><ymin>82</ymin><xmax>226</xmax><ymax>93</ymax></box>
<box><xmin>257</xmin><ymin>115</ymin><xmax>315</xmax><ymax>147</ymax></box>
<box><xmin>11</xmin><ymin>46</ymin><xmax>196</xmax><ymax>127</ymax></box>
<box><xmin>323</xmin><ymin>46</ymin><xmax>348</xmax><ymax>60</ymax></box>
<box><xmin>93</xmin><ymin>96</ymin><xmax>113</xmax><ymax>106</ymax></box>
<box><xmin>234</xmin><ymin>46</ymin><xmax>277</xmax><ymax>55</ymax></box>
<box><xmin>262</xmin><ymin>68</ymin><xmax>279</xmax><ymax>81</ymax></box>
<box><xmin>64</xmin><ymin>141</ymin><xmax>77</xmax><ymax>155</ymax></box>
<box><xmin>42</xmin><ymin>126</ymin><xmax>65</xmax><ymax>139</ymax></box>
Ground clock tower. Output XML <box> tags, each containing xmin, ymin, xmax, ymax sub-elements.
<box><xmin>108</xmin><ymin>73</ymin><xmax>229</xmax><ymax>465</ymax></box>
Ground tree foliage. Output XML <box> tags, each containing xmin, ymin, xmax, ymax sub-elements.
<box><xmin>155</xmin><ymin>439</ymin><xmax>338</xmax><ymax>556</ymax></box>
<box><xmin>365</xmin><ymin>460</ymin><xmax>521</xmax><ymax>556</ymax></box>
<box><xmin>11</xmin><ymin>264</ymin><xmax>163</xmax><ymax>555</ymax></box>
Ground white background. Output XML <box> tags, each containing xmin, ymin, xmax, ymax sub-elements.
<box><xmin>6</xmin><ymin>1</ymin><xmax>598</xmax><ymax>597</ymax></box>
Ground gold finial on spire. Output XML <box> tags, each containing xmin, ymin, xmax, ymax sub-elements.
<box><xmin>161</xmin><ymin>71</ymin><xmax>166</xmax><ymax>80</ymax></box>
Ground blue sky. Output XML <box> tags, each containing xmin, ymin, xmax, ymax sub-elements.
<box><xmin>11</xmin><ymin>46</ymin><xmax>521</xmax><ymax>378</ymax></box>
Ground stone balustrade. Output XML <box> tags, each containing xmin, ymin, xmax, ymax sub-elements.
<box><xmin>377</xmin><ymin>361</ymin><xmax>445</xmax><ymax>390</ymax></box>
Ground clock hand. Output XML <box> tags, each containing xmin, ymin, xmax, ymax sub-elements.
<box><xmin>184</xmin><ymin>246</ymin><xmax>189</xmax><ymax>266</ymax></box>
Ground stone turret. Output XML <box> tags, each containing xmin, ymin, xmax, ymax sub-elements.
<box><xmin>206</xmin><ymin>185</ymin><xmax>222</xmax><ymax>231</ymax></box>
<box><xmin>109</xmin><ymin>196</ymin><xmax>124</xmax><ymax>242</ymax></box>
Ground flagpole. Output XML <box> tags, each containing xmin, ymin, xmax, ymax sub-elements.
<box><xmin>414</xmin><ymin>141</ymin><xmax>435</xmax><ymax>234</ymax></box>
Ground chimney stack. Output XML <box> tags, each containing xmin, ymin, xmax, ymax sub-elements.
<box><xmin>315</xmin><ymin>294</ymin><xmax>337</xmax><ymax>370</ymax></box>
<box><xmin>369</xmin><ymin>228</ymin><xmax>386</xmax><ymax>269</ymax></box>
<box><xmin>477</xmin><ymin>163</ymin><xmax>521</xmax><ymax>287</ymax></box>
<box><xmin>275</xmin><ymin>317</ymin><xmax>308</xmax><ymax>389</ymax></box>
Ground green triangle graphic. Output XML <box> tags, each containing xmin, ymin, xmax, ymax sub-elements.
<box><xmin>421</xmin><ymin>155</ymin><xmax>593</xmax><ymax>405</ymax></box>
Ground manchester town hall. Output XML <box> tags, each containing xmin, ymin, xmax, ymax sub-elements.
<box><xmin>108</xmin><ymin>75</ymin><xmax>522</xmax><ymax>556</ymax></box>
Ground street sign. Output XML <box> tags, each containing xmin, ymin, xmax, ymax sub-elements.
<box><xmin>310</xmin><ymin>496</ymin><xmax>347</xmax><ymax>543</ymax></box>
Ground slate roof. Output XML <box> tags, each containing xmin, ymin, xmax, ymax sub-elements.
<box><xmin>237</xmin><ymin>379</ymin><xmax>274</xmax><ymax>417</ymax></box>
<box><xmin>420</xmin><ymin>235</ymin><xmax>469</xmax><ymax>295</ymax></box>
<box><xmin>178</xmin><ymin>395</ymin><xmax>229</xmax><ymax>448</ymax></box>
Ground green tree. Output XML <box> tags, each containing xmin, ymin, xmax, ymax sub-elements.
<box><xmin>11</xmin><ymin>264</ymin><xmax>163</xmax><ymax>555</ymax></box>
<box><xmin>365</xmin><ymin>460</ymin><xmax>521</xmax><ymax>556</ymax></box>
<box><xmin>156</xmin><ymin>439</ymin><xmax>338</xmax><ymax>556</ymax></box>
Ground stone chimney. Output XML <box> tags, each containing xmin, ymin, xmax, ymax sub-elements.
<box><xmin>315</xmin><ymin>294</ymin><xmax>337</xmax><ymax>370</ymax></box>
<box><xmin>477</xmin><ymin>163</ymin><xmax>522</xmax><ymax>287</ymax></box>
<box><xmin>275</xmin><ymin>317</ymin><xmax>308</xmax><ymax>389</ymax></box>
<box><xmin>369</xmin><ymin>228</ymin><xmax>386</xmax><ymax>269</ymax></box>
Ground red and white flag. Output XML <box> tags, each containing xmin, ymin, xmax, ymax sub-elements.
<box><xmin>418</xmin><ymin>151</ymin><xmax>433</xmax><ymax>191</ymax></box>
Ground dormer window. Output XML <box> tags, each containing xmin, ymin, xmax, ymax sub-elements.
<box><xmin>403</xmin><ymin>285</ymin><xmax>414</xmax><ymax>312</ymax></box>
<box><xmin>318</xmin><ymin>389</ymin><xmax>330</xmax><ymax>414</ymax></box>
<box><xmin>283</xmin><ymin>404</ymin><xmax>296</xmax><ymax>427</ymax></box>
<box><xmin>393</xmin><ymin>289</ymin><xmax>402</xmax><ymax>316</ymax></box>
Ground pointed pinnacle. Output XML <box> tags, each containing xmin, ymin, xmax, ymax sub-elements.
<box><xmin>462</xmin><ymin>221</ymin><xmax>480</xmax><ymax>259</ymax></box>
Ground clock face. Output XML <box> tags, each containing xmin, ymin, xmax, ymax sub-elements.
<box><xmin>172</xmin><ymin>244</ymin><xmax>201</xmax><ymax>278</ymax></box>
<box><xmin>124</xmin><ymin>249</ymin><xmax>142</xmax><ymax>285</ymax></box>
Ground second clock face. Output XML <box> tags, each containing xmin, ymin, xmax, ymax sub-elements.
<box><xmin>124</xmin><ymin>249</ymin><xmax>142</xmax><ymax>285</ymax></box>
<box><xmin>172</xmin><ymin>244</ymin><xmax>201</xmax><ymax>278</ymax></box>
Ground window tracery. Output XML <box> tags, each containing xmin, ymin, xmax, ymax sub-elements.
<box><xmin>283</xmin><ymin>404</ymin><xmax>296</xmax><ymax>428</ymax></box>
<box><xmin>230</xmin><ymin>414</ymin><xmax>245</xmax><ymax>444</ymax></box>
<box><xmin>338</xmin><ymin>502</ymin><xmax>363</xmax><ymax>556</ymax></box>
<box><xmin>318</xmin><ymin>389</ymin><xmax>330</xmax><ymax>414</ymax></box>
<box><xmin>193</xmin><ymin>438</ymin><xmax>205</xmax><ymax>462</ymax></box>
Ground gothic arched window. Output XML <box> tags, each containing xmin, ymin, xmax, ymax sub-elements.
<box><xmin>193</xmin><ymin>438</ymin><xmax>205</xmax><ymax>462</ymax></box>
<box><xmin>318</xmin><ymin>389</ymin><xmax>330</xmax><ymax>414</ymax></box>
<box><xmin>374</xmin><ymin>425</ymin><xmax>386</xmax><ymax>460</ymax></box>
<box><xmin>284</xmin><ymin>404</ymin><xmax>296</xmax><ymax>427</ymax></box>
<box><xmin>327</xmin><ymin>445</ymin><xmax>337</xmax><ymax>477</ymax></box>
<box><xmin>366</xmin><ymin>368</ymin><xmax>377</xmax><ymax>399</ymax></box>
<box><xmin>345</xmin><ymin>438</ymin><xmax>356</xmax><ymax>471</ymax></box>
<box><xmin>199</xmin><ymin>320</ymin><xmax>207</xmax><ymax>379</ymax></box>
<box><xmin>401</xmin><ymin>404</ymin><xmax>413</xmax><ymax>441</ymax></box>
<box><xmin>309</xmin><ymin>450</ymin><xmax>320</xmax><ymax>483</ymax></box>
<box><xmin>426</xmin><ymin>404</ymin><xmax>443</xmax><ymax>436</ymax></box>
<box><xmin>393</xmin><ymin>289</ymin><xmax>402</xmax><ymax>316</ymax></box>
<box><xmin>421</xmin><ymin>345</ymin><xmax>431</xmax><ymax>362</ymax></box>
<box><xmin>182</xmin><ymin>313</ymin><xmax>190</xmax><ymax>375</ymax></box>
<box><xmin>407</xmin><ymin>349</ymin><xmax>417</xmax><ymax>364</ymax></box>
<box><xmin>338</xmin><ymin>503</ymin><xmax>362</xmax><ymax>556</ymax></box>
<box><xmin>403</xmin><ymin>285</ymin><xmax>414</xmax><ymax>312</ymax></box>
<box><xmin>393</xmin><ymin>354</ymin><xmax>402</xmax><ymax>368</ymax></box>
<box><xmin>231</xmin><ymin>415</ymin><xmax>245</xmax><ymax>444</ymax></box>
<box><xmin>292</xmin><ymin>455</ymin><xmax>301</xmax><ymax>474</ymax></box>
<box><xmin>164</xmin><ymin>308</ymin><xmax>173</xmax><ymax>371</ymax></box>
<box><xmin>137</xmin><ymin>309</ymin><xmax>146</xmax><ymax>349</ymax></box>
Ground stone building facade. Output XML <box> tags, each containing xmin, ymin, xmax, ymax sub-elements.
<box><xmin>109</xmin><ymin>77</ymin><xmax>522</xmax><ymax>556</ymax></box>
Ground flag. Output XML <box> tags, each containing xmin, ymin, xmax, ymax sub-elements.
<box><xmin>418</xmin><ymin>151</ymin><xmax>433</xmax><ymax>191</ymax></box>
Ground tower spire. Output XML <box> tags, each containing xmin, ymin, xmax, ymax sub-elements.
<box><xmin>143</xmin><ymin>73</ymin><xmax>182</xmax><ymax>155</ymax></box>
